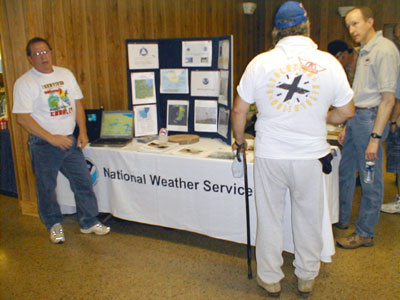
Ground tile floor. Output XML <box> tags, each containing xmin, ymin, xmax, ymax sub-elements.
<box><xmin>1</xmin><ymin>171</ymin><xmax>399</xmax><ymax>300</ymax></box>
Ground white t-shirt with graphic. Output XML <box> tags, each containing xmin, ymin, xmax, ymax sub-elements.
<box><xmin>237</xmin><ymin>36</ymin><xmax>353</xmax><ymax>160</ymax></box>
<box><xmin>13</xmin><ymin>66</ymin><xmax>83</xmax><ymax>136</ymax></box>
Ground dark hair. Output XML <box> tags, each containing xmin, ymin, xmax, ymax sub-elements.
<box><xmin>327</xmin><ymin>40</ymin><xmax>353</xmax><ymax>56</ymax></box>
<box><xmin>346</xmin><ymin>6</ymin><xmax>374</xmax><ymax>21</ymax></box>
<box><xmin>26</xmin><ymin>37</ymin><xmax>52</xmax><ymax>56</ymax></box>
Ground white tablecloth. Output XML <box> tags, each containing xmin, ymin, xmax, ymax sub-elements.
<box><xmin>56</xmin><ymin>138</ymin><xmax>340</xmax><ymax>262</ymax></box>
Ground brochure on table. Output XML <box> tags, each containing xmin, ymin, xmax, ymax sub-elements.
<box><xmin>126</xmin><ymin>36</ymin><xmax>233</xmax><ymax>145</ymax></box>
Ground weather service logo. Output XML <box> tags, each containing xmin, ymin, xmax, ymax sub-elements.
<box><xmin>139</xmin><ymin>47</ymin><xmax>148</xmax><ymax>56</ymax></box>
<box><xmin>86</xmin><ymin>158</ymin><xmax>99</xmax><ymax>185</ymax></box>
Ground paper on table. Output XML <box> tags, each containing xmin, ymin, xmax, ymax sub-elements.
<box><xmin>138</xmin><ymin>140</ymin><xmax>180</xmax><ymax>153</ymax></box>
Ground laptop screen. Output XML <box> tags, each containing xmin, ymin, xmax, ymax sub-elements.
<box><xmin>100</xmin><ymin>111</ymin><xmax>134</xmax><ymax>138</ymax></box>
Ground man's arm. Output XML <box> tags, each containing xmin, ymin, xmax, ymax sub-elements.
<box><xmin>327</xmin><ymin>100</ymin><xmax>355</xmax><ymax>125</ymax></box>
<box><xmin>231</xmin><ymin>94</ymin><xmax>250</xmax><ymax>151</ymax></box>
<box><xmin>75</xmin><ymin>100</ymin><xmax>89</xmax><ymax>149</ymax></box>
<box><xmin>16</xmin><ymin>114</ymin><xmax>73</xmax><ymax>150</ymax></box>
<box><xmin>389</xmin><ymin>99</ymin><xmax>400</xmax><ymax>132</ymax></box>
<box><xmin>327</xmin><ymin>101</ymin><xmax>355</xmax><ymax>146</ymax></box>
<box><xmin>365</xmin><ymin>91</ymin><xmax>395</xmax><ymax>161</ymax></box>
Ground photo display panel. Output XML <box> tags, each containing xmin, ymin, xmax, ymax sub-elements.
<box><xmin>126</xmin><ymin>36</ymin><xmax>233</xmax><ymax>144</ymax></box>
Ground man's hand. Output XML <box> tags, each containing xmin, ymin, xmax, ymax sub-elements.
<box><xmin>365</xmin><ymin>139</ymin><xmax>379</xmax><ymax>161</ymax></box>
<box><xmin>77</xmin><ymin>133</ymin><xmax>89</xmax><ymax>149</ymax></box>
<box><xmin>338</xmin><ymin>126</ymin><xmax>347</xmax><ymax>145</ymax></box>
<box><xmin>390</xmin><ymin>122</ymin><xmax>398</xmax><ymax>133</ymax></box>
<box><xmin>232</xmin><ymin>140</ymin><xmax>248</xmax><ymax>153</ymax></box>
<box><xmin>48</xmin><ymin>135</ymin><xmax>74</xmax><ymax>150</ymax></box>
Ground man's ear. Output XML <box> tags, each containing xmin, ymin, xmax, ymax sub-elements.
<box><xmin>367</xmin><ymin>17</ymin><xmax>374</xmax><ymax>28</ymax></box>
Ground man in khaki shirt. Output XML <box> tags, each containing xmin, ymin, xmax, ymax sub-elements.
<box><xmin>336</xmin><ymin>7</ymin><xmax>399</xmax><ymax>249</ymax></box>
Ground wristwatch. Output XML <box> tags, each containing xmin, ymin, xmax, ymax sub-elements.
<box><xmin>370</xmin><ymin>132</ymin><xmax>382</xmax><ymax>139</ymax></box>
<box><xmin>234</xmin><ymin>141</ymin><xmax>245</xmax><ymax>148</ymax></box>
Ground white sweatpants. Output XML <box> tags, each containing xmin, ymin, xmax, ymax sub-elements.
<box><xmin>254</xmin><ymin>157</ymin><xmax>324</xmax><ymax>283</ymax></box>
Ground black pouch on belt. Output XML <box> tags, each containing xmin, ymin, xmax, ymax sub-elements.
<box><xmin>319</xmin><ymin>153</ymin><xmax>333</xmax><ymax>174</ymax></box>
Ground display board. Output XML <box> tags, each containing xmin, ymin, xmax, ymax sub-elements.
<box><xmin>126</xmin><ymin>36</ymin><xmax>233</xmax><ymax>144</ymax></box>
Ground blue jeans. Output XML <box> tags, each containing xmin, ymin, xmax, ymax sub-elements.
<box><xmin>386</xmin><ymin>127</ymin><xmax>400</xmax><ymax>173</ymax></box>
<box><xmin>338</xmin><ymin>108</ymin><xmax>388</xmax><ymax>238</ymax></box>
<box><xmin>29</xmin><ymin>135</ymin><xmax>99</xmax><ymax>230</ymax></box>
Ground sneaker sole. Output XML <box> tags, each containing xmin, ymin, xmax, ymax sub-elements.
<box><xmin>50</xmin><ymin>238</ymin><xmax>65</xmax><ymax>244</ymax></box>
<box><xmin>380</xmin><ymin>210</ymin><xmax>400</xmax><ymax>214</ymax></box>
<box><xmin>80</xmin><ymin>229</ymin><xmax>109</xmax><ymax>235</ymax></box>
<box><xmin>266</xmin><ymin>291</ymin><xmax>280</xmax><ymax>298</ymax></box>
<box><xmin>298</xmin><ymin>290</ymin><xmax>311</xmax><ymax>298</ymax></box>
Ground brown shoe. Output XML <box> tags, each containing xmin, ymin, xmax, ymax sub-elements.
<box><xmin>257</xmin><ymin>276</ymin><xmax>281</xmax><ymax>298</ymax></box>
<box><xmin>336</xmin><ymin>232</ymin><xmax>373</xmax><ymax>249</ymax></box>
<box><xmin>333</xmin><ymin>222</ymin><xmax>349</xmax><ymax>230</ymax></box>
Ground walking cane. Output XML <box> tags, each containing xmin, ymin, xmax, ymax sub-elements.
<box><xmin>236</xmin><ymin>148</ymin><xmax>253</xmax><ymax>279</ymax></box>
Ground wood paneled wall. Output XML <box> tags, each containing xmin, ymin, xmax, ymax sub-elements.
<box><xmin>1</xmin><ymin>0</ymin><xmax>399</xmax><ymax>215</ymax></box>
<box><xmin>0</xmin><ymin>0</ymin><xmax>266</xmax><ymax>215</ymax></box>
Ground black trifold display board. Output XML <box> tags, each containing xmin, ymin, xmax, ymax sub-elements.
<box><xmin>126</xmin><ymin>36</ymin><xmax>233</xmax><ymax>145</ymax></box>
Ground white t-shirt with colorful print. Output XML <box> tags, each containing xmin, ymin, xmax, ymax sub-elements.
<box><xmin>13</xmin><ymin>66</ymin><xmax>83</xmax><ymax>136</ymax></box>
<box><xmin>237</xmin><ymin>36</ymin><xmax>353</xmax><ymax>160</ymax></box>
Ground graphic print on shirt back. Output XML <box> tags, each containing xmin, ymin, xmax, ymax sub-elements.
<box><xmin>42</xmin><ymin>81</ymin><xmax>72</xmax><ymax>117</ymax></box>
<box><xmin>266</xmin><ymin>57</ymin><xmax>325</xmax><ymax>112</ymax></box>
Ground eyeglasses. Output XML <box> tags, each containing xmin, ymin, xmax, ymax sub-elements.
<box><xmin>31</xmin><ymin>50</ymin><xmax>50</xmax><ymax>56</ymax></box>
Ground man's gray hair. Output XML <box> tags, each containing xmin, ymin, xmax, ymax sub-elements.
<box><xmin>272</xmin><ymin>20</ymin><xmax>310</xmax><ymax>45</ymax></box>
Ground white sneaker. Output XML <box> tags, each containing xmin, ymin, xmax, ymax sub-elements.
<box><xmin>49</xmin><ymin>223</ymin><xmax>65</xmax><ymax>244</ymax></box>
<box><xmin>80</xmin><ymin>222</ymin><xmax>110</xmax><ymax>235</ymax></box>
<box><xmin>381</xmin><ymin>195</ymin><xmax>400</xmax><ymax>214</ymax></box>
<box><xmin>256</xmin><ymin>276</ymin><xmax>281</xmax><ymax>298</ymax></box>
<box><xmin>298</xmin><ymin>278</ymin><xmax>314</xmax><ymax>297</ymax></box>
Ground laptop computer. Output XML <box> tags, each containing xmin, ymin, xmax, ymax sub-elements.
<box><xmin>90</xmin><ymin>110</ymin><xmax>134</xmax><ymax>147</ymax></box>
<box><xmin>73</xmin><ymin>108</ymin><xmax>103</xmax><ymax>142</ymax></box>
